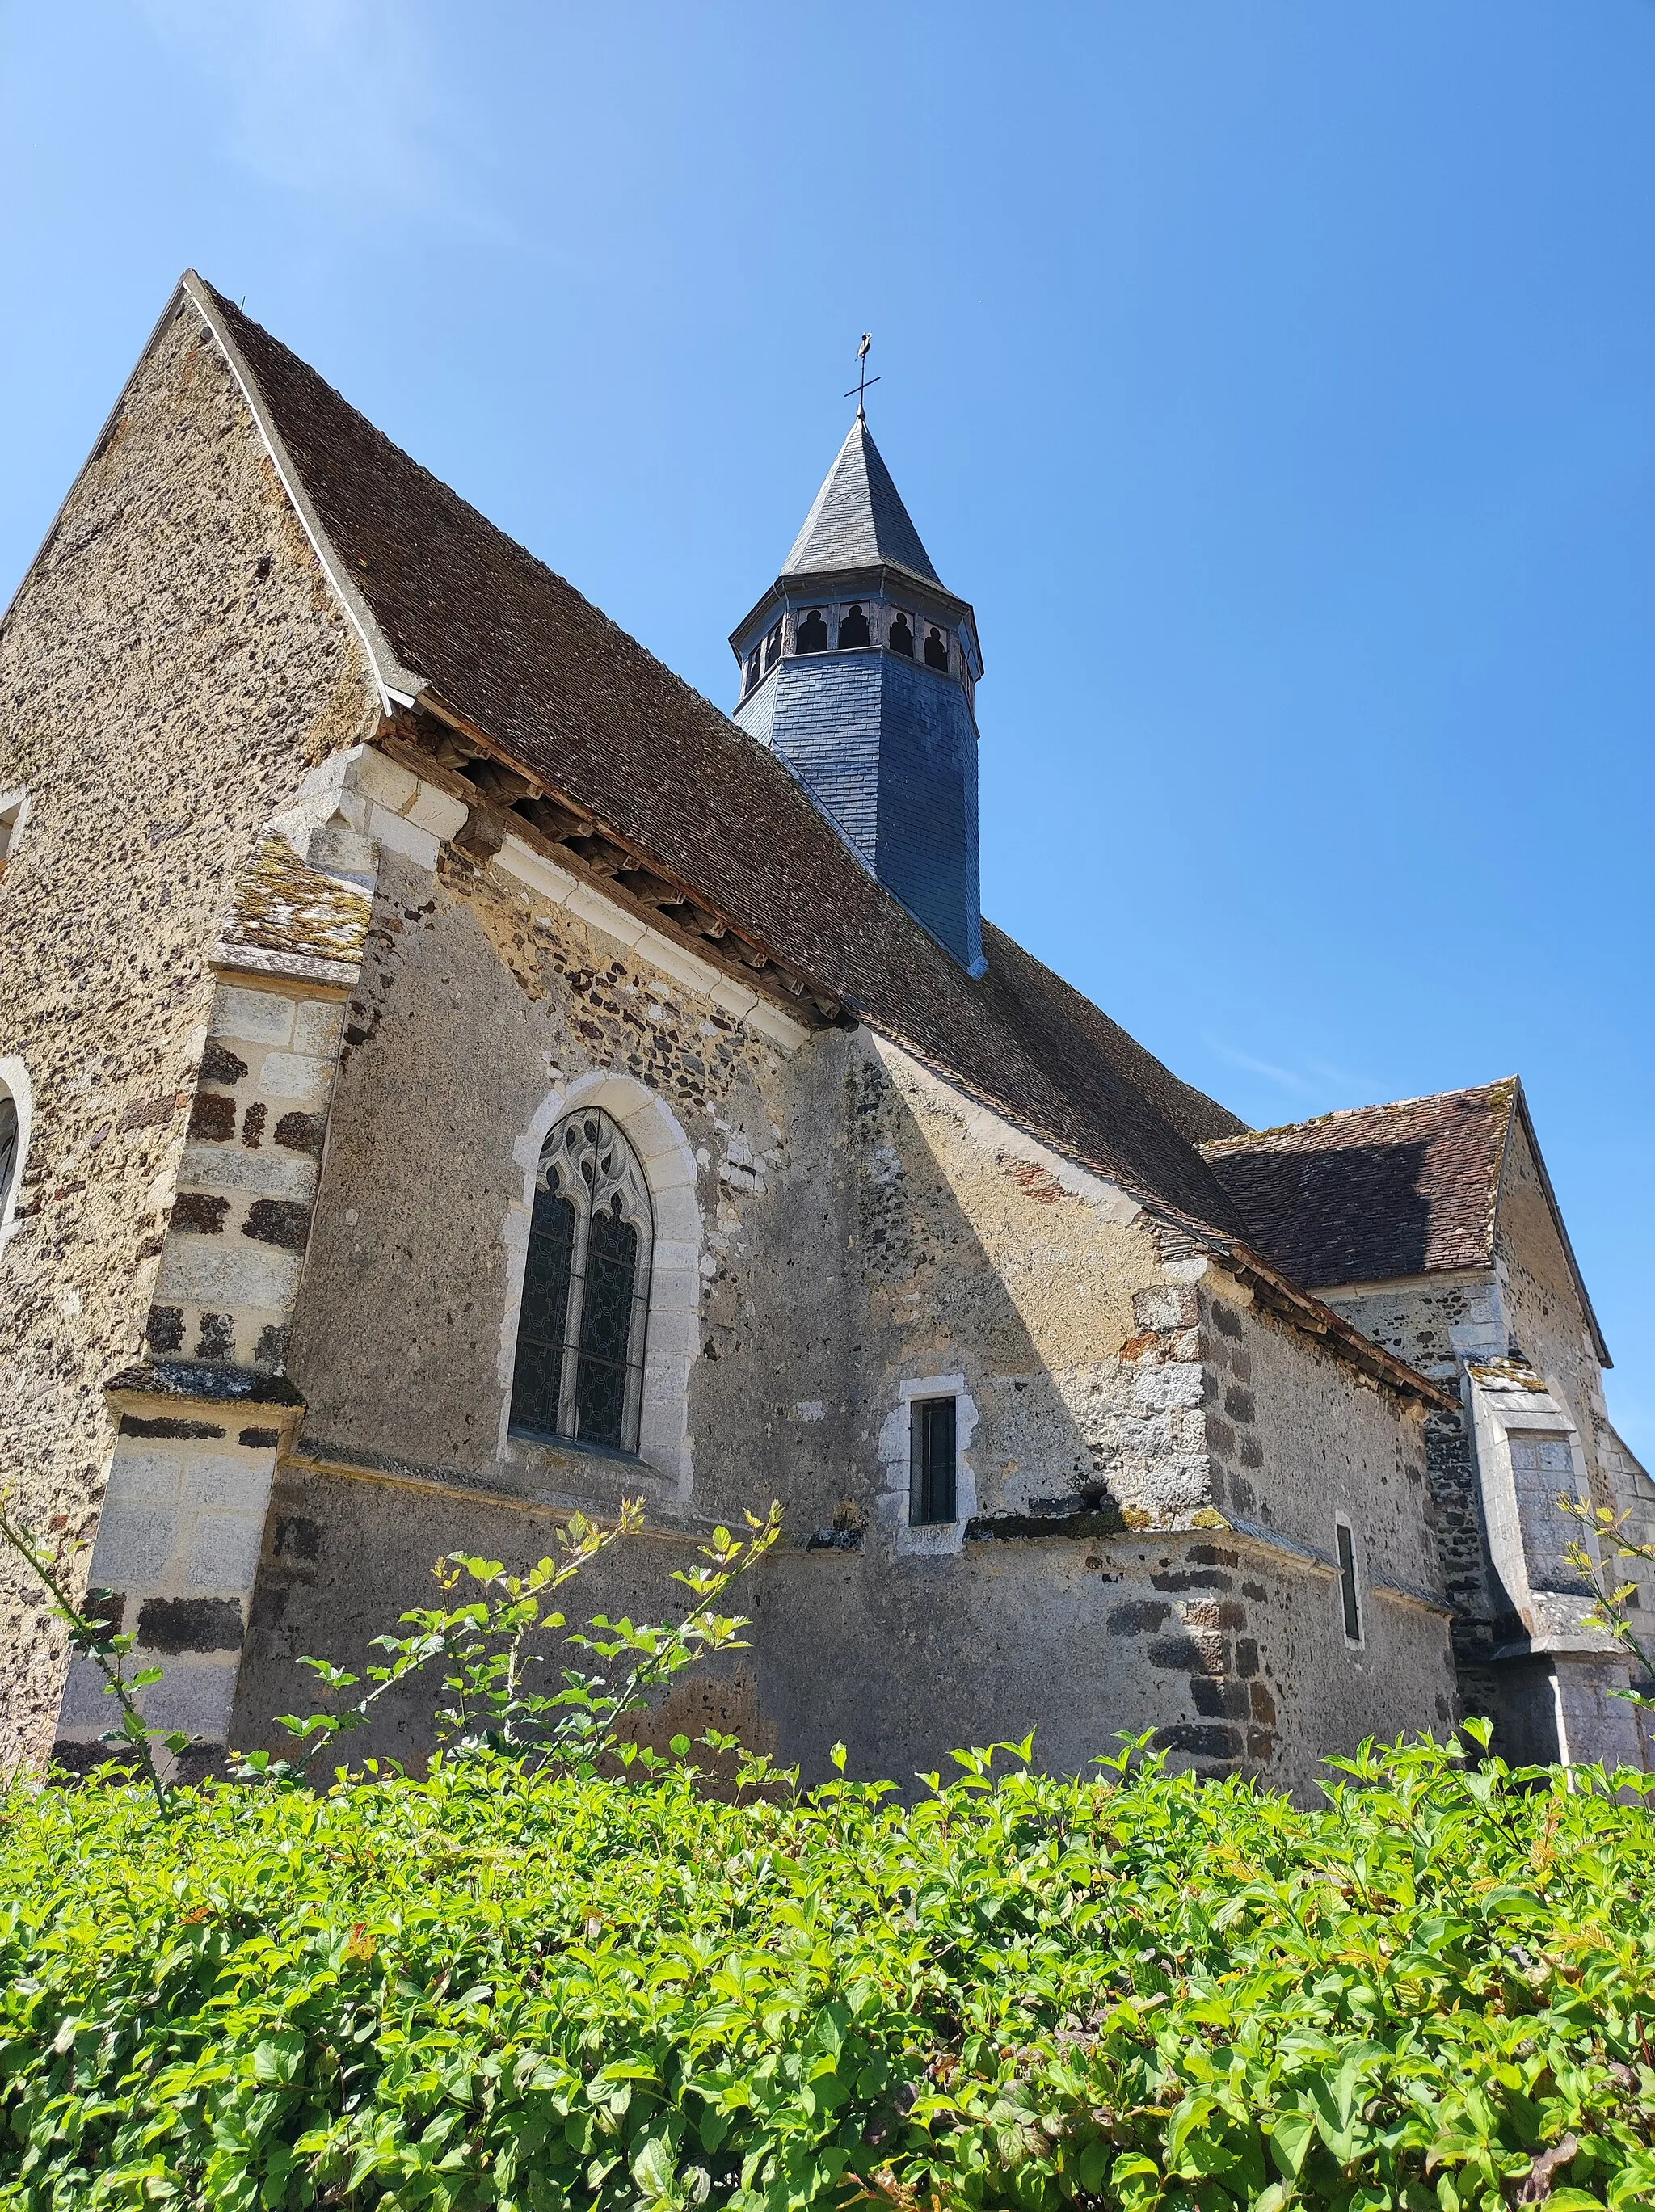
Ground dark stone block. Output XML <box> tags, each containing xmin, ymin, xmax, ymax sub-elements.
<box><xmin>200</xmin><ymin>1043</ymin><xmax>248</xmax><ymax>1085</ymax></box>
<box><xmin>137</xmin><ymin>1595</ymin><xmax>244</xmax><ymax>1654</ymax></box>
<box><xmin>1223</xmin><ymin>1385</ymin><xmax>1255</xmax><ymax>1424</ymax></box>
<box><xmin>1239</xmin><ymin>1435</ymin><xmax>1264</xmax><ymax>1468</ymax></box>
<box><xmin>1250</xmin><ymin>1681</ymin><xmax>1277</xmax><ymax>1725</ymax></box>
<box><xmin>1241</xmin><ymin>1582</ymin><xmax>1266</xmax><ymax>1602</ymax></box>
<box><xmin>119</xmin><ymin>1414</ymin><xmax>225</xmax><ymax>1440</ymax></box>
<box><xmin>1206</xmin><ymin>1417</ymin><xmax>1236</xmax><ymax>1458</ymax></box>
<box><xmin>253</xmin><ymin>1324</ymin><xmax>289</xmax><ymax>1368</ymax></box>
<box><xmin>145</xmin><ymin>1304</ymin><xmax>185</xmax><ymax>1352</ymax></box>
<box><xmin>273</xmin><ymin>1515</ymin><xmax>322</xmax><ymax>1561</ymax></box>
<box><xmin>1190</xmin><ymin>1545</ymin><xmax>1240</xmax><ymax>1568</ymax></box>
<box><xmin>243</xmin><ymin>1198</ymin><xmax>311</xmax><ymax>1250</ymax></box>
<box><xmin>241</xmin><ymin>1102</ymin><xmax>267</xmax><ymax>1149</ymax></box>
<box><xmin>1235</xmin><ymin>1637</ymin><xmax>1260</xmax><ymax>1678</ymax></box>
<box><xmin>187</xmin><ymin>1093</ymin><xmax>237</xmax><ymax>1143</ymax></box>
<box><xmin>1148</xmin><ymin>1634</ymin><xmax>1228</xmax><ymax>1675</ymax></box>
<box><xmin>1151</xmin><ymin>1569</ymin><xmax>1232</xmax><ymax>1593</ymax></box>
<box><xmin>50</xmin><ymin>1741</ymin><xmax>128</xmax><ymax>1778</ymax></box>
<box><xmin>1154</xmin><ymin>1722</ymin><xmax>1242</xmax><ymax>1759</ymax></box>
<box><xmin>1246</xmin><ymin>1726</ymin><xmax>1276</xmax><ymax>1763</ymax></box>
<box><xmin>273</xmin><ymin>1110</ymin><xmax>326</xmax><ymax>1157</ymax></box>
<box><xmin>195</xmin><ymin>1312</ymin><xmax>234</xmax><ymax>1359</ymax></box>
<box><xmin>1211</xmin><ymin>1302</ymin><xmax>1243</xmax><ymax>1339</ymax></box>
<box><xmin>171</xmin><ymin>1191</ymin><xmax>230</xmax><ymax>1234</ymax></box>
<box><xmin>1190</xmin><ymin>1678</ymin><xmax>1250</xmax><ymax>1720</ymax></box>
<box><xmin>239</xmin><ymin>1426</ymin><xmax>280</xmax><ymax>1449</ymax></box>
<box><xmin>84</xmin><ymin>1589</ymin><xmax>124</xmax><ymax>1637</ymax></box>
<box><xmin>1107</xmin><ymin>1600</ymin><xmax>1170</xmax><ymax>1636</ymax></box>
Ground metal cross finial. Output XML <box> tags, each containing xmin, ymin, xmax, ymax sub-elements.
<box><xmin>844</xmin><ymin>332</ymin><xmax>881</xmax><ymax>419</ymax></box>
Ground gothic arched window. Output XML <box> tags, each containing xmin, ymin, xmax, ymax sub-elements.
<box><xmin>836</xmin><ymin>603</ymin><xmax>870</xmax><ymax>650</ymax></box>
<box><xmin>796</xmin><ymin>608</ymin><xmax>828</xmax><ymax>654</ymax></box>
<box><xmin>511</xmin><ymin>1107</ymin><xmax>655</xmax><ymax>1454</ymax></box>
<box><xmin>924</xmin><ymin>624</ymin><xmax>950</xmax><ymax>672</ymax></box>
<box><xmin>889</xmin><ymin>610</ymin><xmax>915</xmax><ymax>657</ymax></box>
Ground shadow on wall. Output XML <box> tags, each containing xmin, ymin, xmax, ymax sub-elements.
<box><xmin>1212</xmin><ymin>1143</ymin><xmax>1434</xmax><ymax>1288</ymax></box>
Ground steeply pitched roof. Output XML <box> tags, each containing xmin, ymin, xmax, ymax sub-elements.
<box><xmin>184</xmin><ymin>277</ymin><xmax>1249</xmax><ymax>1238</ymax></box>
<box><xmin>781</xmin><ymin>417</ymin><xmax>942</xmax><ymax>585</ymax></box>
<box><xmin>1201</xmin><ymin>1080</ymin><xmax>1518</xmax><ymax>1290</ymax></box>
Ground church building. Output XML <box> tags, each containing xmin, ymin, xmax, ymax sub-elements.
<box><xmin>2</xmin><ymin>273</ymin><xmax>1649</xmax><ymax>1792</ymax></box>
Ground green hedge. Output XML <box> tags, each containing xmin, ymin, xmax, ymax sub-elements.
<box><xmin>2</xmin><ymin>1734</ymin><xmax>1653</xmax><ymax>2211</ymax></box>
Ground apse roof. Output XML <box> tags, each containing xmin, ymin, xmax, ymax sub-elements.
<box><xmin>780</xmin><ymin>416</ymin><xmax>943</xmax><ymax>585</ymax></box>
<box><xmin>1202</xmin><ymin>1079</ymin><xmax>1610</xmax><ymax>1363</ymax></box>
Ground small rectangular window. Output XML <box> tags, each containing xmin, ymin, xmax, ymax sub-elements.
<box><xmin>1336</xmin><ymin>1520</ymin><xmax>1362</xmax><ymax>1643</ymax></box>
<box><xmin>910</xmin><ymin>1397</ymin><xmax>957</xmax><ymax>1525</ymax></box>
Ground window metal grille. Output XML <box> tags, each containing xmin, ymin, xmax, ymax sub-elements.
<box><xmin>510</xmin><ymin>1107</ymin><xmax>654</xmax><ymax>1454</ymax></box>
<box><xmin>910</xmin><ymin>1396</ymin><xmax>958</xmax><ymax>1525</ymax></box>
<box><xmin>1336</xmin><ymin>1521</ymin><xmax>1362</xmax><ymax>1644</ymax></box>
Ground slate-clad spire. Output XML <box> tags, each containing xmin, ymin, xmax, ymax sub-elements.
<box><xmin>730</xmin><ymin>413</ymin><xmax>984</xmax><ymax>974</ymax></box>
<box><xmin>781</xmin><ymin>418</ymin><xmax>942</xmax><ymax>585</ymax></box>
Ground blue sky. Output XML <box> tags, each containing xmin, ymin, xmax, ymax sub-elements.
<box><xmin>3</xmin><ymin>4</ymin><xmax>1651</xmax><ymax>1449</ymax></box>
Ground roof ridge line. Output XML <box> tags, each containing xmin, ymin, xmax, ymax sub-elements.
<box><xmin>1202</xmin><ymin>1075</ymin><xmax>1520</xmax><ymax>1151</ymax></box>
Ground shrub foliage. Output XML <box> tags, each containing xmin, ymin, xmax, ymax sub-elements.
<box><xmin>2</xmin><ymin>1732</ymin><xmax>1653</xmax><ymax>2211</ymax></box>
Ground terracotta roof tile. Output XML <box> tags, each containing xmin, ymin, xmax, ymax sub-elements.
<box><xmin>201</xmin><ymin>282</ymin><xmax>1251</xmax><ymax>1232</ymax></box>
<box><xmin>1201</xmin><ymin>1081</ymin><xmax>1519</xmax><ymax>1288</ymax></box>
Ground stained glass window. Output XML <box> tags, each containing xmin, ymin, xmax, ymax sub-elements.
<box><xmin>509</xmin><ymin>1108</ymin><xmax>654</xmax><ymax>1454</ymax></box>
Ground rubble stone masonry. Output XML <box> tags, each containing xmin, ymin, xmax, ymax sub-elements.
<box><xmin>0</xmin><ymin>300</ymin><xmax>379</xmax><ymax>1768</ymax></box>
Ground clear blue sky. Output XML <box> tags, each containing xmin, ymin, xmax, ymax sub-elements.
<box><xmin>4</xmin><ymin>5</ymin><xmax>1651</xmax><ymax>1450</ymax></box>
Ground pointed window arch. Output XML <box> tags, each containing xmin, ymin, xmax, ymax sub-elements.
<box><xmin>511</xmin><ymin>1107</ymin><xmax>655</xmax><ymax>1453</ymax></box>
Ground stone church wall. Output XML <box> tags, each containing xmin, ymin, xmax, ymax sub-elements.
<box><xmin>219</xmin><ymin>807</ymin><xmax>1457</xmax><ymax>1793</ymax></box>
<box><xmin>0</xmin><ymin>299</ymin><xmax>380</xmax><ymax>1770</ymax></box>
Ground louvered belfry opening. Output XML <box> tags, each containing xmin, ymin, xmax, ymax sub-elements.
<box><xmin>511</xmin><ymin>1108</ymin><xmax>655</xmax><ymax>1455</ymax></box>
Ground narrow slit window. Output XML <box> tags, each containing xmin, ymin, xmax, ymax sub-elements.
<box><xmin>762</xmin><ymin>621</ymin><xmax>782</xmax><ymax>672</ymax></box>
<box><xmin>796</xmin><ymin>608</ymin><xmax>829</xmax><ymax>654</ymax></box>
<box><xmin>743</xmin><ymin>647</ymin><xmax>762</xmax><ymax>693</ymax></box>
<box><xmin>910</xmin><ymin>1396</ymin><xmax>958</xmax><ymax>1525</ymax></box>
<box><xmin>1336</xmin><ymin>1521</ymin><xmax>1362</xmax><ymax>1644</ymax></box>
<box><xmin>836</xmin><ymin>602</ymin><xmax>870</xmax><ymax>649</ymax></box>
<box><xmin>511</xmin><ymin>1107</ymin><xmax>654</xmax><ymax>1455</ymax></box>
<box><xmin>0</xmin><ymin>1090</ymin><xmax>17</xmax><ymax>1216</ymax></box>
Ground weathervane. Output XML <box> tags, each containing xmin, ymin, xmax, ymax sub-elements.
<box><xmin>844</xmin><ymin>332</ymin><xmax>880</xmax><ymax>419</ymax></box>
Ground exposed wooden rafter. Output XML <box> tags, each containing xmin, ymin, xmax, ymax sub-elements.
<box><xmin>377</xmin><ymin>702</ymin><xmax>848</xmax><ymax>1027</ymax></box>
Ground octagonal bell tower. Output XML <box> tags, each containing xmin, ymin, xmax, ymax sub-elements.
<box><xmin>729</xmin><ymin>412</ymin><xmax>984</xmax><ymax>973</ymax></box>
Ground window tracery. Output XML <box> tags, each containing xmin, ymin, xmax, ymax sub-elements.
<box><xmin>511</xmin><ymin>1107</ymin><xmax>654</xmax><ymax>1454</ymax></box>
